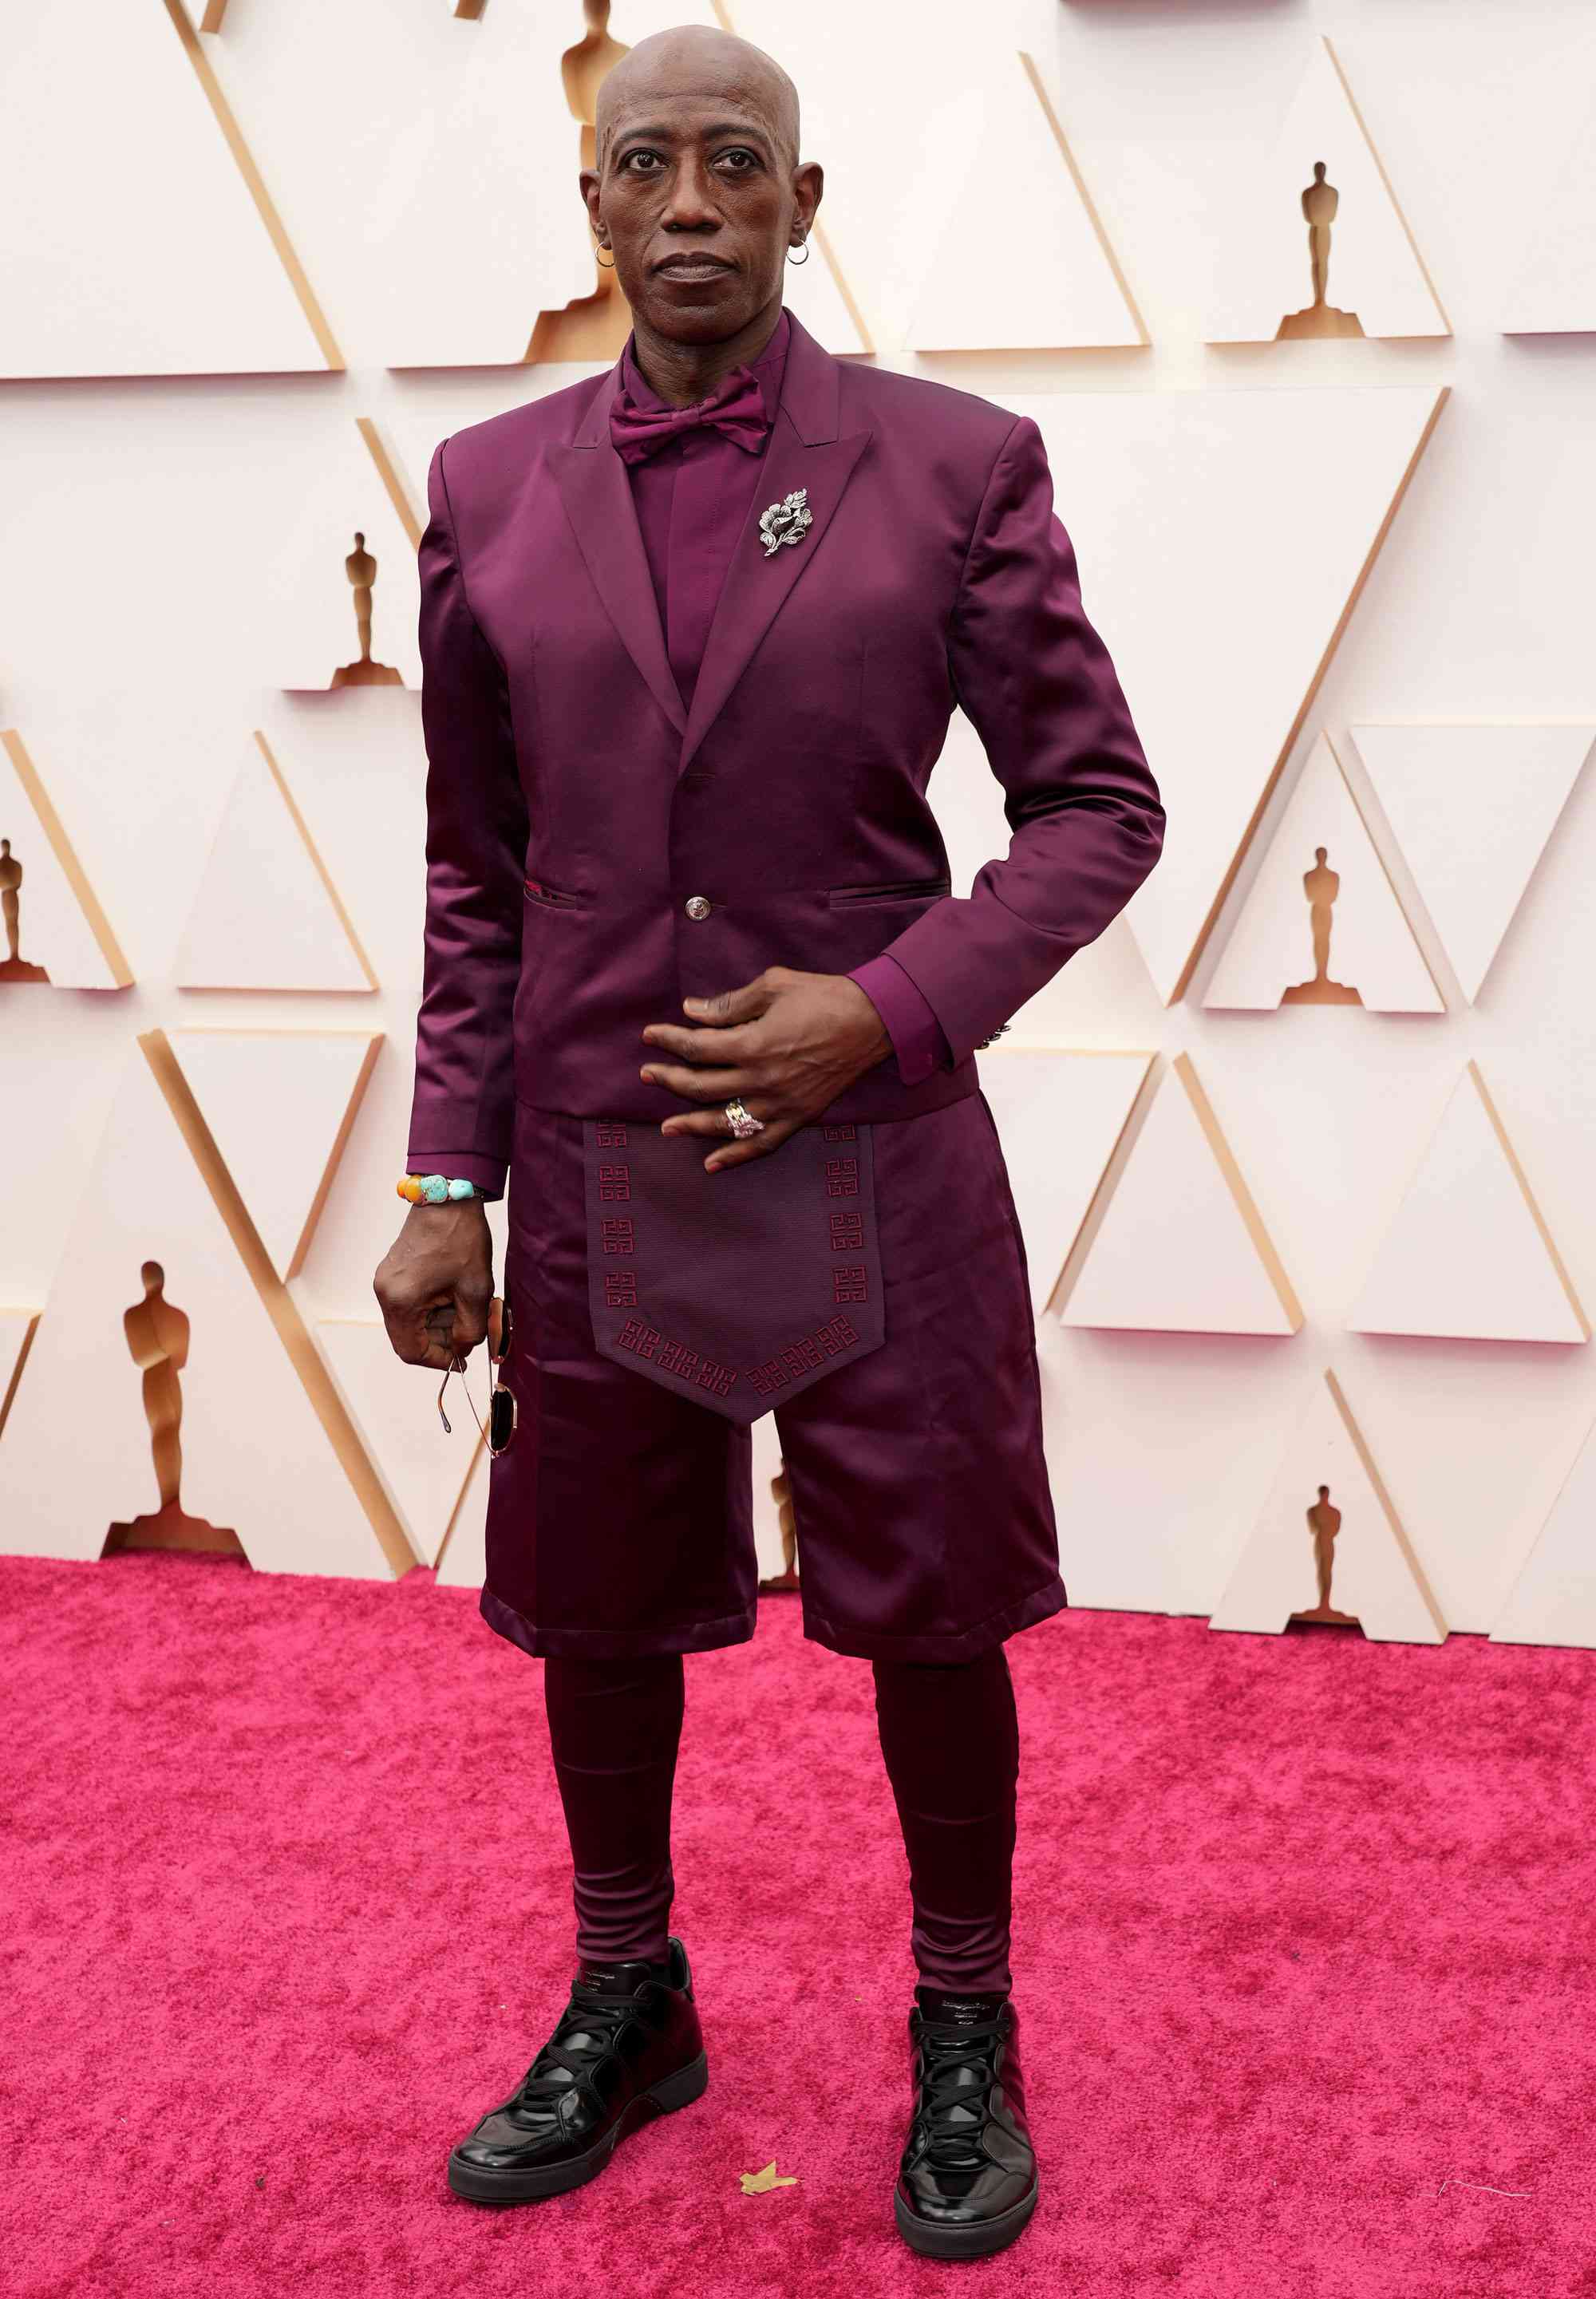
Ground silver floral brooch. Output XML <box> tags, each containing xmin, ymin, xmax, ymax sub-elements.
<box><xmin>757</xmin><ymin>487</ymin><xmax>813</xmax><ymax>557</ymax></box>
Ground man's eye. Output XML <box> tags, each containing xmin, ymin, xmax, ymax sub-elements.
<box><xmin>622</xmin><ymin>151</ymin><xmax>663</xmax><ymax>173</ymax></box>
<box><xmin>717</xmin><ymin>148</ymin><xmax>760</xmax><ymax>172</ymax></box>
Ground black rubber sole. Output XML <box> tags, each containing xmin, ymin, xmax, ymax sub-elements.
<box><xmin>447</xmin><ymin>2050</ymin><xmax>709</xmax><ymax>2204</ymax></box>
<box><xmin>894</xmin><ymin>2178</ymin><xmax>1039</xmax><ymax>2261</ymax></box>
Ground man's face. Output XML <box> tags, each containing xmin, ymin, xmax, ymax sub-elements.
<box><xmin>583</xmin><ymin>61</ymin><xmax>819</xmax><ymax>345</ymax></box>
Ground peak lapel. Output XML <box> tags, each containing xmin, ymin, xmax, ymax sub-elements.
<box><xmin>551</xmin><ymin>376</ymin><xmax>686</xmax><ymax>737</ymax></box>
<box><xmin>678</xmin><ymin>314</ymin><xmax>871</xmax><ymax>776</ymax></box>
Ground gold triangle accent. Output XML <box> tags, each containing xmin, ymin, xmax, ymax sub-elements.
<box><xmin>1</xmin><ymin>729</ymin><xmax>134</xmax><ymax>986</ymax></box>
<box><xmin>140</xmin><ymin>1029</ymin><xmax>418</xmax><ymax>1575</ymax></box>
<box><xmin>0</xmin><ymin>1312</ymin><xmax>41</xmax><ymax>1442</ymax></box>
<box><xmin>1035</xmin><ymin>1049</ymin><xmax>1158</xmax><ymax>1317</ymax></box>
<box><xmin>432</xmin><ymin>1421</ymin><xmax>491</xmax><ymax>1575</ymax></box>
<box><xmin>254</xmin><ymin>730</ymin><xmax>379</xmax><ymax>990</ymax></box>
<box><xmin>1468</xmin><ymin>1061</ymin><xmax>1590</xmax><ymax>1339</ymax></box>
<box><xmin>709</xmin><ymin>0</ymin><xmax>873</xmax><ymax>353</ymax></box>
<box><xmin>1322</xmin><ymin>37</ymin><xmax>1452</xmax><ymax>334</ymax></box>
<box><xmin>161</xmin><ymin>0</ymin><xmax>345</xmax><ymax>370</ymax></box>
<box><xmin>1173</xmin><ymin>1053</ymin><xmax>1303</xmax><ymax>1329</ymax></box>
<box><xmin>174</xmin><ymin>1026</ymin><xmax>385</xmax><ymax>1279</ymax></box>
<box><xmin>1323</xmin><ymin>1369</ymin><xmax>1448</xmax><ymax>1638</ymax></box>
<box><xmin>1020</xmin><ymin>51</ymin><xmax>1148</xmax><ymax>347</ymax></box>
<box><xmin>358</xmin><ymin>417</ymin><xmax>425</xmax><ymax>555</ymax></box>
<box><xmin>1171</xmin><ymin>385</ymin><xmax>1451</xmax><ymax>1003</ymax></box>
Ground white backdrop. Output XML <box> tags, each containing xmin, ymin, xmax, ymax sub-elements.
<box><xmin>5</xmin><ymin>0</ymin><xmax>1596</xmax><ymax>1646</ymax></box>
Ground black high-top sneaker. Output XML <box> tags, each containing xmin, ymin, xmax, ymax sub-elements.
<box><xmin>893</xmin><ymin>1987</ymin><xmax>1039</xmax><ymax>2259</ymax></box>
<box><xmin>447</xmin><ymin>1934</ymin><xmax>707</xmax><ymax>2202</ymax></box>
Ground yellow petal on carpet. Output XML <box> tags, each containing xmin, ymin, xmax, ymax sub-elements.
<box><xmin>739</xmin><ymin>2160</ymin><xmax>799</xmax><ymax>2194</ymax></box>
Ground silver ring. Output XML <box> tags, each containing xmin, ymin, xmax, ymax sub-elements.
<box><xmin>724</xmin><ymin>1097</ymin><xmax>765</xmax><ymax>1140</ymax></box>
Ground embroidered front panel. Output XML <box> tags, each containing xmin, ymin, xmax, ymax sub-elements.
<box><xmin>582</xmin><ymin>1116</ymin><xmax>885</xmax><ymax>1425</ymax></box>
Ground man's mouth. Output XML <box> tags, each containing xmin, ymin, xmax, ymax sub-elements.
<box><xmin>654</xmin><ymin>254</ymin><xmax>734</xmax><ymax>280</ymax></box>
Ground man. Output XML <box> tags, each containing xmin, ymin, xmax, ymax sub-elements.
<box><xmin>375</xmin><ymin>23</ymin><xmax>1163</xmax><ymax>2261</ymax></box>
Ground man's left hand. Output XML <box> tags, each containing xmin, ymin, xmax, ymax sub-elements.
<box><xmin>640</xmin><ymin>967</ymin><xmax>893</xmax><ymax>1171</ymax></box>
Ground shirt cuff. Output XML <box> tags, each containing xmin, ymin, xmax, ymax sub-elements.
<box><xmin>847</xmin><ymin>954</ymin><xmax>954</xmax><ymax>1089</ymax></box>
<box><xmin>403</xmin><ymin>1151</ymin><xmax>507</xmax><ymax>1202</ymax></box>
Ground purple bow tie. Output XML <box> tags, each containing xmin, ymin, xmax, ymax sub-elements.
<box><xmin>608</xmin><ymin>363</ymin><xmax>770</xmax><ymax>465</ymax></box>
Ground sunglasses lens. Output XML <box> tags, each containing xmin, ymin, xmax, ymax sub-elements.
<box><xmin>488</xmin><ymin>1383</ymin><xmax>517</xmax><ymax>1455</ymax></box>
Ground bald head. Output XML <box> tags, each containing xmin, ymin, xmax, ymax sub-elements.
<box><xmin>595</xmin><ymin>24</ymin><xmax>800</xmax><ymax>172</ymax></box>
<box><xmin>580</xmin><ymin>20</ymin><xmax>820</xmax><ymax>371</ymax></box>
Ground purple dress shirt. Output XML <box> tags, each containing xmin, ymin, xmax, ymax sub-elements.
<box><xmin>614</xmin><ymin>314</ymin><xmax>954</xmax><ymax>1092</ymax></box>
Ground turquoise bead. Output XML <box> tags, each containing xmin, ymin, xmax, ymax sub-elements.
<box><xmin>445</xmin><ymin>1177</ymin><xmax>477</xmax><ymax>1202</ymax></box>
<box><xmin>421</xmin><ymin>1174</ymin><xmax>449</xmax><ymax>1203</ymax></box>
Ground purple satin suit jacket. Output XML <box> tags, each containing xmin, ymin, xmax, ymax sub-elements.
<box><xmin>405</xmin><ymin>309</ymin><xmax>1165</xmax><ymax>1198</ymax></box>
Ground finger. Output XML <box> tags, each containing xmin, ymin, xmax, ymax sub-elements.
<box><xmin>680</xmin><ymin>975</ymin><xmax>776</xmax><ymax>1027</ymax></box>
<box><xmin>640</xmin><ymin>1061</ymin><xmax>756</xmax><ymax>1103</ymax></box>
<box><xmin>380</xmin><ymin>1306</ymin><xmax>462</xmax><ymax>1373</ymax></box>
<box><xmin>704</xmin><ymin>1116</ymin><xmax>798</xmax><ymax>1173</ymax></box>
<box><xmin>658</xmin><ymin>1106</ymin><xmax>756</xmax><ymax>1138</ymax></box>
<box><xmin>445</xmin><ymin>1290</ymin><xmax>492</xmax><ymax>1357</ymax></box>
<box><xmin>640</xmin><ymin>1021</ymin><xmax>753</xmax><ymax>1064</ymax></box>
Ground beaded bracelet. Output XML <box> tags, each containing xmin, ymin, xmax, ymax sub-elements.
<box><xmin>397</xmin><ymin>1172</ymin><xmax>490</xmax><ymax>1205</ymax></box>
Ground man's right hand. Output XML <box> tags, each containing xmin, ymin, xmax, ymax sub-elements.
<box><xmin>374</xmin><ymin>1199</ymin><xmax>494</xmax><ymax>1371</ymax></box>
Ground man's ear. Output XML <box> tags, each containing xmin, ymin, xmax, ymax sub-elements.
<box><xmin>793</xmin><ymin>160</ymin><xmax>824</xmax><ymax>235</ymax></box>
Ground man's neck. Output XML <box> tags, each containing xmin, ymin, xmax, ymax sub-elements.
<box><xmin>629</xmin><ymin>297</ymin><xmax>785</xmax><ymax>409</ymax></box>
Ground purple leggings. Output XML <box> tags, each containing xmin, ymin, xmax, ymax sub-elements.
<box><xmin>543</xmin><ymin>1645</ymin><xmax>1019</xmax><ymax>1994</ymax></box>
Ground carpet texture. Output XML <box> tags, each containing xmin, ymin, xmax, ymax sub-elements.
<box><xmin>2</xmin><ymin>1550</ymin><xmax>1590</xmax><ymax>2297</ymax></box>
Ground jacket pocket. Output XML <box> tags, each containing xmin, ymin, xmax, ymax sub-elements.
<box><xmin>523</xmin><ymin>875</ymin><xmax>591</xmax><ymax>910</ymax></box>
<box><xmin>827</xmin><ymin>875</ymin><xmax>951</xmax><ymax>908</ymax></box>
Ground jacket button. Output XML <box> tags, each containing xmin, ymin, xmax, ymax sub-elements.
<box><xmin>684</xmin><ymin>895</ymin><xmax>712</xmax><ymax>920</ymax></box>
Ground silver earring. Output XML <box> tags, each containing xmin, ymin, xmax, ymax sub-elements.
<box><xmin>786</xmin><ymin>238</ymin><xmax>811</xmax><ymax>266</ymax></box>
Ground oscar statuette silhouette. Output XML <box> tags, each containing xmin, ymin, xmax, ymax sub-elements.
<box><xmin>103</xmin><ymin>1262</ymin><xmax>243</xmax><ymax>1557</ymax></box>
<box><xmin>330</xmin><ymin>531</ymin><xmax>404</xmax><ymax>689</ymax></box>
<box><xmin>0</xmin><ymin>838</ymin><xmax>50</xmax><ymax>983</ymax></box>
<box><xmin>1276</xmin><ymin>162</ymin><xmax>1365</xmax><ymax>340</ymax></box>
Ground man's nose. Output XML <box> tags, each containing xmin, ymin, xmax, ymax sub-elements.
<box><xmin>661</xmin><ymin>153</ymin><xmax>721</xmax><ymax>231</ymax></box>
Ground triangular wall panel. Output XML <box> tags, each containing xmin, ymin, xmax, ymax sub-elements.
<box><xmin>1205</xmin><ymin>732</ymin><xmax>1443</xmax><ymax>1012</ymax></box>
<box><xmin>977</xmin><ymin>1048</ymin><xmax>1155</xmax><ymax>1313</ymax></box>
<box><xmin>317</xmin><ymin>1320</ymin><xmax>485</xmax><ymax>1571</ymax></box>
<box><xmin>1211</xmin><ymin>1369</ymin><xmax>1447</xmax><ymax>1643</ymax></box>
<box><xmin>1349</xmin><ymin>1062</ymin><xmax>1589</xmax><ymax>1345</ymax></box>
<box><xmin>176</xmin><ymin>733</ymin><xmax>377</xmax><ymax>993</ymax></box>
<box><xmin>1492</xmin><ymin>1404</ymin><xmax>1596</xmax><ymax>1648</ymax></box>
<box><xmin>1206</xmin><ymin>35</ymin><xmax>1448</xmax><ymax>343</ymax></box>
<box><xmin>0</xmin><ymin>732</ymin><xmax>132</xmax><ymax>988</ymax></box>
<box><xmin>0</xmin><ymin>1034</ymin><xmax>406</xmax><ymax>1577</ymax></box>
<box><xmin>1499</xmin><ymin>90</ymin><xmax>1596</xmax><ymax>336</ymax></box>
<box><xmin>1007</xmin><ymin>385</ymin><xmax>1448</xmax><ymax>1005</ymax></box>
<box><xmin>906</xmin><ymin>50</ymin><xmax>1145</xmax><ymax>352</ymax></box>
<box><xmin>263</xmin><ymin>422</ymin><xmax>421</xmax><ymax>691</ymax></box>
<box><xmin>0</xmin><ymin>1309</ymin><xmax>41</xmax><ymax>1442</ymax></box>
<box><xmin>433</xmin><ymin>1436</ymin><xmax>492</xmax><ymax>1589</ymax></box>
<box><xmin>0</xmin><ymin>0</ymin><xmax>336</xmax><ymax>377</ymax></box>
<box><xmin>1349</xmin><ymin>721</ymin><xmax>1596</xmax><ymax>1003</ymax></box>
<box><xmin>173</xmin><ymin>1029</ymin><xmax>383</xmax><ymax>1278</ymax></box>
<box><xmin>1057</xmin><ymin>1053</ymin><xmax>1303</xmax><ymax>1337</ymax></box>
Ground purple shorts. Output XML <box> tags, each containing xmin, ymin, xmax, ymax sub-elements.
<box><xmin>479</xmin><ymin>1089</ymin><xmax>1065</xmax><ymax>1665</ymax></box>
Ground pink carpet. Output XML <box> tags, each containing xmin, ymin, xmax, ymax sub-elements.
<box><xmin>2</xmin><ymin>1550</ymin><xmax>1589</xmax><ymax>2297</ymax></box>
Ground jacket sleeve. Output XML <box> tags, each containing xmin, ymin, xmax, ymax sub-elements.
<box><xmin>404</xmin><ymin>436</ymin><xmax>530</xmax><ymax>1202</ymax></box>
<box><xmin>872</xmin><ymin>414</ymin><xmax>1165</xmax><ymax>1063</ymax></box>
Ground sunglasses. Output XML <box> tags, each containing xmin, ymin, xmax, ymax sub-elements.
<box><xmin>435</xmin><ymin>1294</ymin><xmax>518</xmax><ymax>1456</ymax></box>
